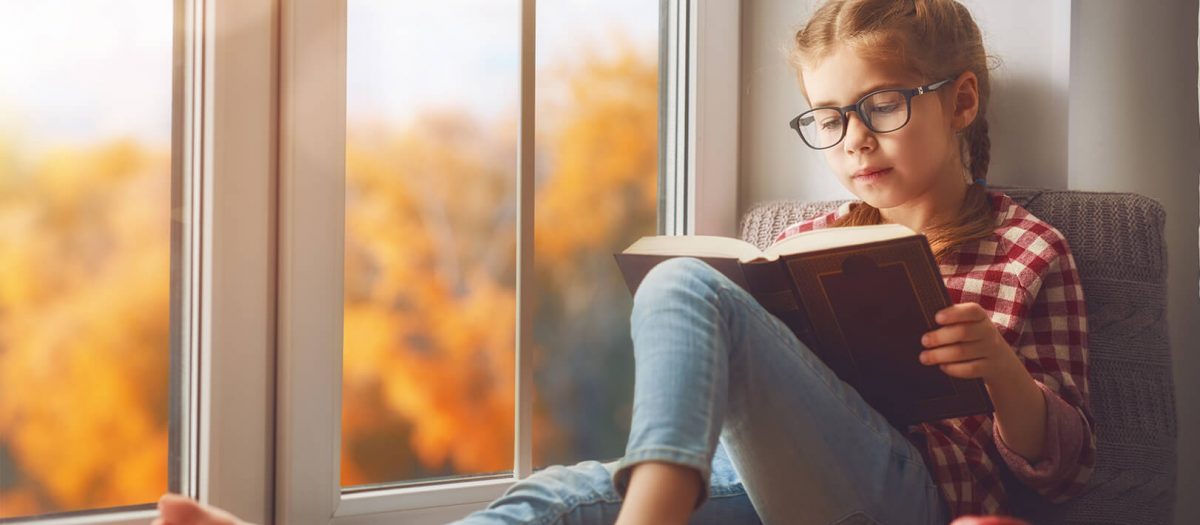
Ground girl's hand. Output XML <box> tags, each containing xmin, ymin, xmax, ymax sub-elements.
<box><xmin>918</xmin><ymin>302</ymin><xmax>1022</xmax><ymax>385</ymax></box>
<box><xmin>153</xmin><ymin>493</ymin><xmax>252</xmax><ymax>525</ymax></box>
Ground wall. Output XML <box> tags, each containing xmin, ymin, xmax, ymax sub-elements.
<box><xmin>1066</xmin><ymin>3</ymin><xmax>1200</xmax><ymax>522</ymax></box>
<box><xmin>737</xmin><ymin>0</ymin><xmax>1200</xmax><ymax>521</ymax></box>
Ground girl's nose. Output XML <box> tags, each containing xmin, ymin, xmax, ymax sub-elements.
<box><xmin>841</xmin><ymin>111</ymin><xmax>876</xmax><ymax>154</ymax></box>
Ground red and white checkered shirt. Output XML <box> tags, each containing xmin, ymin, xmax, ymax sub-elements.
<box><xmin>773</xmin><ymin>190</ymin><xmax>1096</xmax><ymax>518</ymax></box>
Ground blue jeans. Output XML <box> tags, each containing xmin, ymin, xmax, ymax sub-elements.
<box><xmin>453</xmin><ymin>257</ymin><xmax>948</xmax><ymax>525</ymax></box>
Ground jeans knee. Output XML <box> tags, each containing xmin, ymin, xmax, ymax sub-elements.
<box><xmin>633</xmin><ymin>257</ymin><xmax>723</xmax><ymax>307</ymax></box>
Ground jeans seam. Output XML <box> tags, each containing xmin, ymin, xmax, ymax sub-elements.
<box><xmin>699</xmin><ymin>298</ymin><xmax>723</xmax><ymax>507</ymax></box>
<box><xmin>617</xmin><ymin>445</ymin><xmax>710</xmax><ymax>471</ymax></box>
<box><xmin>829</xmin><ymin>508</ymin><xmax>883</xmax><ymax>525</ymax></box>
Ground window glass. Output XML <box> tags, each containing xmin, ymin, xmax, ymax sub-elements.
<box><xmin>342</xmin><ymin>0</ymin><xmax>520</xmax><ymax>487</ymax></box>
<box><xmin>340</xmin><ymin>0</ymin><xmax>659</xmax><ymax>487</ymax></box>
<box><xmin>531</xmin><ymin>0</ymin><xmax>659</xmax><ymax>469</ymax></box>
<box><xmin>0</xmin><ymin>0</ymin><xmax>177</xmax><ymax>518</ymax></box>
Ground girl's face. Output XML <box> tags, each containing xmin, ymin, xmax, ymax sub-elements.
<box><xmin>800</xmin><ymin>45</ymin><xmax>968</xmax><ymax>209</ymax></box>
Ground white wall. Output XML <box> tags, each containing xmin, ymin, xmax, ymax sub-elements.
<box><xmin>737</xmin><ymin>0</ymin><xmax>1199</xmax><ymax>521</ymax></box>
<box><xmin>1066</xmin><ymin>2</ymin><xmax>1200</xmax><ymax>522</ymax></box>
<box><xmin>738</xmin><ymin>0</ymin><xmax>1072</xmax><ymax>207</ymax></box>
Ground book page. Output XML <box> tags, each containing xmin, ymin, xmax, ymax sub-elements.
<box><xmin>763</xmin><ymin>223</ymin><xmax>917</xmax><ymax>258</ymax></box>
<box><xmin>622</xmin><ymin>235</ymin><xmax>763</xmax><ymax>261</ymax></box>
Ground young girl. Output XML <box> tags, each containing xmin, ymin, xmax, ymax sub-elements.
<box><xmin>155</xmin><ymin>0</ymin><xmax>1094</xmax><ymax>524</ymax></box>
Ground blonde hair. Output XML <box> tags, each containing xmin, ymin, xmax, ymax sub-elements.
<box><xmin>790</xmin><ymin>0</ymin><xmax>997</xmax><ymax>262</ymax></box>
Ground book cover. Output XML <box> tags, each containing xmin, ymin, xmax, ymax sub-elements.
<box><xmin>613</xmin><ymin>230</ymin><xmax>994</xmax><ymax>428</ymax></box>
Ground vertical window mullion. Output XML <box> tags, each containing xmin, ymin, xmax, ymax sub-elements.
<box><xmin>196</xmin><ymin>0</ymin><xmax>277</xmax><ymax>523</ymax></box>
<box><xmin>663</xmin><ymin>0</ymin><xmax>693</xmax><ymax>236</ymax></box>
<box><xmin>276</xmin><ymin>0</ymin><xmax>346</xmax><ymax>522</ymax></box>
<box><xmin>514</xmin><ymin>0</ymin><xmax>537</xmax><ymax>481</ymax></box>
<box><xmin>172</xmin><ymin>0</ymin><xmax>202</xmax><ymax>505</ymax></box>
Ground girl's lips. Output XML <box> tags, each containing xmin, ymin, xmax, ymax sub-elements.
<box><xmin>853</xmin><ymin>167</ymin><xmax>892</xmax><ymax>183</ymax></box>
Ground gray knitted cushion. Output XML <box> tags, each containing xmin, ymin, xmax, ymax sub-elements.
<box><xmin>738</xmin><ymin>185</ymin><xmax>1176</xmax><ymax>523</ymax></box>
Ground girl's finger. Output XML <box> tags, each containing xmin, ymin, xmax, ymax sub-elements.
<box><xmin>920</xmin><ymin>345</ymin><xmax>959</xmax><ymax>365</ymax></box>
<box><xmin>920</xmin><ymin>343</ymin><xmax>988</xmax><ymax>365</ymax></box>
<box><xmin>922</xmin><ymin>323</ymin><xmax>982</xmax><ymax>347</ymax></box>
<box><xmin>938</xmin><ymin>358</ymin><xmax>988</xmax><ymax>378</ymax></box>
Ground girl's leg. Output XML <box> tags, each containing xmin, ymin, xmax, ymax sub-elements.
<box><xmin>457</xmin><ymin>255</ymin><xmax>947</xmax><ymax>524</ymax></box>
<box><xmin>610</xmin><ymin>257</ymin><xmax>947</xmax><ymax>524</ymax></box>
<box><xmin>450</xmin><ymin>440</ymin><xmax>760</xmax><ymax>525</ymax></box>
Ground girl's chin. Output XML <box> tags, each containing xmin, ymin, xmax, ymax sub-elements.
<box><xmin>854</xmin><ymin>192</ymin><xmax>905</xmax><ymax>210</ymax></box>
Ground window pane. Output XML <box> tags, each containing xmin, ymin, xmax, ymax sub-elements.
<box><xmin>531</xmin><ymin>1</ymin><xmax>659</xmax><ymax>469</ymax></box>
<box><xmin>0</xmin><ymin>0</ymin><xmax>177</xmax><ymax>519</ymax></box>
<box><xmin>342</xmin><ymin>0</ymin><xmax>519</xmax><ymax>487</ymax></box>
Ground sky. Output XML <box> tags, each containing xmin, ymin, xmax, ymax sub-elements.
<box><xmin>0</xmin><ymin>0</ymin><xmax>657</xmax><ymax>151</ymax></box>
<box><xmin>0</xmin><ymin>0</ymin><xmax>174</xmax><ymax>149</ymax></box>
<box><xmin>348</xmin><ymin>0</ymin><xmax>657</xmax><ymax>125</ymax></box>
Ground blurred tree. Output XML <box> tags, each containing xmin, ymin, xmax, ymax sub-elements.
<box><xmin>340</xmin><ymin>43</ymin><xmax>658</xmax><ymax>483</ymax></box>
<box><xmin>0</xmin><ymin>139</ymin><xmax>171</xmax><ymax>517</ymax></box>
<box><xmin>0</xmin><ymin>38</ymin><xmax>658</xmax><ymax>517</ymax></box>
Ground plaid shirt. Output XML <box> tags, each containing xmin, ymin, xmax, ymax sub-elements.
<box><xmin>773</xmin><ymin>190</ymin><xmax>1096</xmax><ymax>518</ymax></box>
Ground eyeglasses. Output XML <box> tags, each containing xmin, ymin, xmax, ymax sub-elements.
<box><xmin>789</xmin><ymin>77</ymin><xmax>955</xmax><ymax>150</ymax></box>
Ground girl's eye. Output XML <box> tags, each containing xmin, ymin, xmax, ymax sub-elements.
<box><xmin>871</xmin><ymin>104</ymin><xmax>899</xmax><ymax>114</ymax></box>
<box><xmin>820</xmin><ymin>117</ymin><xmax>842</xmax><ymax>131</ymax></box>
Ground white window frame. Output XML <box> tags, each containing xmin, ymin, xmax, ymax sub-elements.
<box><xmin>274</xmin><ymin>0</ymin><xmax>740</xmax><ymax>523</ymax></box>
<box><xmin>661</xmin><ymin>0</ymin><xmax>741</xmax><ymax>237</ymax></box>
<box><xmin>27</xmin><ymin>1</ymin><xmax>277</xmax><ymax>524</ymax></box>
<box><xmin>12</xmin><ymin>0</ymin><xmax>738</xmax><ymax>523</ymax></box>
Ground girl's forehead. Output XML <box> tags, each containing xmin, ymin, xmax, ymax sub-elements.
<box><xmin>800</xmin><ymin>45</ymin><xmax>921</xmax><ymax>107</ymax></box>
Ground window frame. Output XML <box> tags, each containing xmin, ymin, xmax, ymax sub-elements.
<box><xmin>661</xmin><ymin>0</ymin><xmax>741</xmax><ymax>238</ymax></box>
<box><xmin>8</xmin><ymin>0</ymin><xmax>737</xmax><ymax>523</ymax></box>
<box><xmin>20</xmin><ymin>1</ymin><xmax>277</xmax><ymax>524</ymax></box>
<box><xmin>274</xmin><ymin>0</ymin><xmax>740</xmax><ymax>523</ymax></box>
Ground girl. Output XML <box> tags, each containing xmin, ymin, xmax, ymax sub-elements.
<box><xmin>155</xmin><ymin>0</ymin><xmax>1094</xmax><ymax>523</ymax></box>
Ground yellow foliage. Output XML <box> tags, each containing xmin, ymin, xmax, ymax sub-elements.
<box><xmin>0</xmin><ymin>40</ymin><xmax>658</xmax><ymax>514</ymax></box>
<box><xmin>340</xmin><ymin>45</ymin><xmax>658</xmax><ymax>484</ymax></box>
<box><xmin>0</xmin><ymin>141</ymin><xmax>171</xmax><ymax>517</ymax></box>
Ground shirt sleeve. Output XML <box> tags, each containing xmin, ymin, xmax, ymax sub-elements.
<box><xmin>994</xmin><ymin>241</ymin><xmax>1097</xmax><ymax>502</ymax></box>
<box><xmin>992</xmin><ymin>381</ymin><xmax>1088</xmax><ymax>492</ymax></box>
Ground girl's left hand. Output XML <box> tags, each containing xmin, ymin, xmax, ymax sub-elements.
<box><xmin>918</xmin><ymin>302</ymin><xmax>1022</xmax><ymax>384</ymax></box>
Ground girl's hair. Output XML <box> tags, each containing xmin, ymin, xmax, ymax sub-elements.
<box><xmin>789</xmin><ymin>0</ymin><xmax>997</xmax><ymax>262</ymax></box>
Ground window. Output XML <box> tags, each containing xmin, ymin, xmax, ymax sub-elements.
<box><xmin>0</xmin><ymin>0</ymin><xmax>735</xmax><ymax>522</ymax></box>
<box><xmin>341</xmin><ymin>0</ymin><xmax>521</xmax><ymax>487</ymax></box>
<box><xmin>0</xmin><ymin>1</ymin><xmax>277</xmax><ymax>523</ymax></box>
<box><xmin>530</xmin><ymin>1</ymin><xmax>660</xmax><ymax>469</ymax></box>
<box><xmin>338</xmin><ymin>0</ymin><xmax>660</xmax><ymax>491</ymax></box>
<box><xmin>0</xmin><ymin>1</ymin><xmax>178</xmax><ymax>520</ymax></box>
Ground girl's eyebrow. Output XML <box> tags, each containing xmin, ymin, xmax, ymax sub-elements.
<box><xmin>810</xmin><ymin>81</ymin><xmax>906</xmax><ymax>108</ymax></box>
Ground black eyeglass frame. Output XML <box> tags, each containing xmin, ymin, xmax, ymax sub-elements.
<box><xmin>789</xmin><ymin>76</ymin><xmax>956</xmax><ymax>150</ymax></box>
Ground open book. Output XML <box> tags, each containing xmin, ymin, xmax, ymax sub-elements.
<box><xmin>613</xmin><ymin>223</ymin><xmax>993</xmax><ymax>428</ymax></box>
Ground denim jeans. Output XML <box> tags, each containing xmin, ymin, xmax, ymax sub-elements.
<box><xmin>453</xmin><ymin>257</ymin><xmax>948</xmax><ymax>525</ymax></box>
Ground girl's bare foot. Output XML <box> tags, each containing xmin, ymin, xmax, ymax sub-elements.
<box><xmin>614</xmin><ymin>461</ymin><xmax>702</xmax><ymax>525</ymax></box>
<box><xmin>151</xmin><ymin>493</ymin><xmax>254</xmax><ymax>525</ymax></box>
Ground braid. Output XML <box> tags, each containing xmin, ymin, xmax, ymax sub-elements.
<box><xmin>966</xmin><ymin>114</ymin><xmax>991</xmax><ymax>182</ymax></box>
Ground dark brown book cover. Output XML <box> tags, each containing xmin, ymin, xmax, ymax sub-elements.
<box><xmin>613</xmin><ymin>234</ymin><xmax>994</xmax><ymax>428</ymax></box>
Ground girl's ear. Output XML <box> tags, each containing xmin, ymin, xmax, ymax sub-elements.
<box><xmin>949</xmin><ymin>70</ymin><xmax>980</xmax><ymax>132</ymax></box>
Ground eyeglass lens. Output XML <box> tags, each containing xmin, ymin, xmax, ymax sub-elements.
<box><xmin>796</xmin><ymin>90</ymin><xmax>909</xmax><ymax>149</ymax></box>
